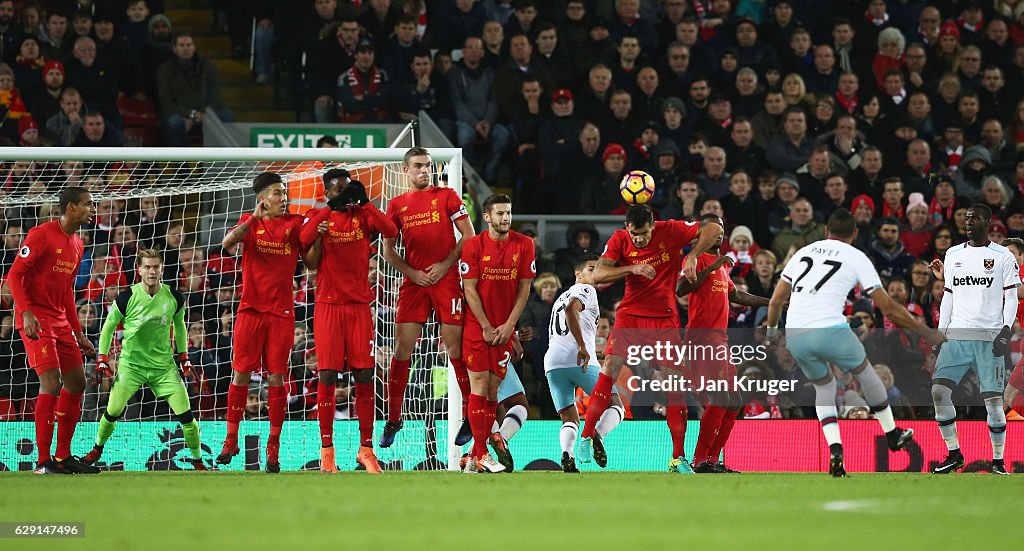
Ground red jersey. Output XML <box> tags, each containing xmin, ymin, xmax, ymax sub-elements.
<box><xmin>685</xmin><ymin>252</ymin><xmax>735</xmax><ymax>330</ymax></box>
<box><xmin>1016</xmin><ymin>263</ymin><xmax>1024</xmax><ymax>327</ymax></box>
<box><xmin>7</xmin><ymin>220</ymin><xmax>84</xmax><ymax>332</ymax></box>
<box><xmin>460</xmin><ymin>230</ymin><xmax>536</xmax><ymax>342</ymax></box>
<box><xmin>602</xmin><ymin>219</ymin><xmax>699</xmax><ymax>318</ymax></box>
<box><xmin>234</xmin><ymin>213</ymin><xmax>304</xmax><ymax>317</ymax></box>
<box><xmin>386</xmin><ymin>186</ymin><xmax>468</xmax><ymax>277</ymax></box>
<box><xmin>300</xmin><ymin>204</ymin><xmax>398</xmax><ymax>304</ymax></box>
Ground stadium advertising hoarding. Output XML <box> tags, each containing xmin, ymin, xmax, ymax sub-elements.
<box><xmin>0</xmin><ymin>421</ymin><xmax>1017</xmax><ymax>472</ymax></box>
<box><xmin>250</xmin><ymin>127</ymin><xmax>388</xmax><ymax>148</ymax></box>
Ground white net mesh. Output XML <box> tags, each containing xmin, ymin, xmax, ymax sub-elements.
<box><xmin>0</xmin><ymin>151</ymin><xmax>460</xmax><ymax>471</ymax></box>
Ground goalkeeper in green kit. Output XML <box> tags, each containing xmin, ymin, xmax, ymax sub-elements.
<box><xmin>82</xmin><ymin>249</ymin><xmax>207</xmax><ymax>470</ymax></box>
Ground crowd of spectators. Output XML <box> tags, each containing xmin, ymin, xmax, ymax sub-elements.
<box><xmin>0</xmin><ymin>0</ymin><xmax>231</xmax><ymax>149</ymax></box>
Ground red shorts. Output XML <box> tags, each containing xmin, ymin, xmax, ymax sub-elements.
<box><xmin>684</xmin><ymin>329</ymin><xmax>736</xmax><ymax>387</ymax></box>
<box><xmin>232</xmin><ymin>310</ymin><xmax>293</xmax><ymax>375</ymax></box>
<box><xmin>463</xmin><ymin>336</ymin><xmax>514</xmax><ymax>378</ymax></box>
<box><xmin>395</xmin><ymin>273</ymin><xmax>464</xmax><ymax>325</ymax></box>
<box><xmin>314</xmin><ymin>303</ymin><xmax>373</xmax><ymax>371</ymax></box>
<box><xmin>1010</xmin><ymin>356</ymin><xmax>1024</xmax><ymax>391</ymax></box>
<box><xmin>21</xmin><ymin>326</ymin><xmax>83</xmax><ymax>375</ymax></box>
<box><xmin>604</xmin><ymin>312</ymin><xmax>683</xmax><ymax>370</ymax></box>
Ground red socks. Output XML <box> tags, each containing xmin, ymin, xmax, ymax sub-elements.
<box><xmin>666</xmin><ymin>393</ymin><xmax>688</xmax><ymax>458</ymax></box>
<box><xmin>354</xmin><ymin>380</ymin><xmax>374</xmax><ymax>448</ymax></box>
<box><xmin>581</xmin><ymin>372</ymin><xmax>614</xmax><ymax>438</ymax></box>
<box><xmin>35</xmin><ymin>393</ymin><xmax>57</xmax><ymax>464</ymax></box>
<box><xmin>451</xmin><ymin>357</ymin><xmax>471</xmax><ymax>418</ymax></box>
<box><xmin>709</xmin><ymin>407</ymin><xmax>740</xmax><ymax>463</ymax></box>
<box><xmin>387</xmin><ymin>358</ymin><xmax>411</xmax><ymax>423</ymax></box>
<box><xmin>694</xmin><ymin>405</ymin><xmax>726</xmax><ymax>465</ymax></box>
<box><xmin>317</xmin><ymin>382</ymin><xmax>335</xmax><ymax>448</ymax></box>
<box><xmin>225</xmin><ymin>382</ymin><xmax>247</xmax><ymax>444</ymax></box>
<box><xmin>54</xmin><ymin>389</ymin><xmax>82</xmax><ymax>460</ymax></box>
<box><xmin>267</xmin><ymin>385</ymin><xmax>285</xmax><ymax>439</ymax></box>
<box><xmin>468</xmin><ymin>394</ymin><xmax>489</xmax><ymax>458</ymax></box>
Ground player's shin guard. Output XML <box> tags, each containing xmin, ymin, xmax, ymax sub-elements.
<box><xmin>317</xmin><ymin>382</ymin><xmax>336</xmax><ymax>448</ymax></box>
<box><xmin>984</xmin><ymin>396</ymin><xmax>1007</xmax><ymax>460</ymax></box>
<box><xmin>932</xmin><ymin>384</ymin><xmax>959</xmax><ymax>451</ymax></box>
<box><xmin>225</xmin><ymin>382</ymin><xmax>247</xmax><ymax>444</ymax></box>
<box><xmin>560</xmin><ymin>422</ymin><xmax>578</xmax><ymax>456</ymax></box>
<box><xmin>595</xmin><ymin>405</ymin><xmax>624</xmax><ymax>437</ymax></box>
<box><xmin>451</xmin><ymin>357</ymin><xmax>471</xmax><ymax>418</ymax></box>
<box><xmin>468</xmin><ymin>394</ymin><xmax>489</xmax><ymax>458</ymax></box>
<box><xmin>709</xmin><ymin>407</ymin><xmax>740</xmax><ymax>463</ymax></box>
<box><xmin>355</xmin><ymin>380</ymin><xmax>375</xmax><ymax>448</ymax></box>
<box><xmin>267</xmin><ymin>386</ymin><xmax>286</xmax><ymax>459</ymax></box>
<box><xmin>34</xmin><ymin>393</ymin><xmax>57</xmax><ymax>464</ymax></box>
<box><xmin>813</xmin><ymin>378</ymin><xmax>841</xmax><ymax>446</ymax></box>
<box><xmin>665</xmin><ymin>392</ymin><xmax>688</xmax><ymax>458</ymax></box>
<box><xmin>500</xmin><ymin>404</ymin><xmax>527</xmax><ymax>441</ymax></box>
<box><xmin>386</xmin><ymin>359</ymin><xmax>411</xmax><ymax>423</ymax></box>
<box><xmin>581</xmin><ymin>372</ymin><xmax>614</xmax><ymax>438</ymax></box>
<box><xmin>854</xmin><ymin>365</ymin><xmax>896</xmax><ymax>433</ymax></box>
<box><xmin>694</xmin><ymin>405</ymin><xmax>725</xmax><ymax>465</ymax></box>
<box><xmin>54</xmin><ymin>389</ymin><xmax>82</xmax><ymax>459</ymax></box>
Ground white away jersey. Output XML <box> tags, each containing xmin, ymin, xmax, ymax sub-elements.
<box><xmin>780</xmin><ymin>239</ymin><xmax>882</xmax><ymax>328</ymax></box>
<box><xmin>544</xmin><ymin>283</ymin><xmax>601</xmax><ymax>372</ymax></box>
<box><xmin>942</xmin><ymin>242</ymin><xmax>1019</xmax><ymax>338</ymax></box>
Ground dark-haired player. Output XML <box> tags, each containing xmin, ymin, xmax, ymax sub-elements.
<box><xmin>301</xmin><ymin>171</ymin><xmax>398</xmax><ymax>473</ymax></box>
<box><xmin>460</xmin><ymin>194</ymin><xmax>535</xmax><ymax>473</ymax></box>
<box><xmin>380</xmin><ymin>147</ymin><xmax>475</xmax><ymax>448</ymax></box>
<box><xmin>216</xmin><ymin>172</ymin><xmax>309</xmax><ymax>473</ymax></box>
<box><xmin>924</xmin><ymin>204</ymin><xmax>1017</xmax><ymax>475</ymax></box>
<box><xmin>9</xmin><ymin>186</ymin><xmax>99</xmax><ymax>474</ymax></box>
<box><xmin>580</xmin><ymin>204</ymin><xmax>722</xmax><ymax>470</ymax></box>
<box><xmin>766</xmin><ymin>209</ymin><xmax>944</xmax><ymax>477</ymax></box>
<box><xmin>676</xmin><ymin>214</ymin><xmax>768</xmax><ymax>473</ymax></box>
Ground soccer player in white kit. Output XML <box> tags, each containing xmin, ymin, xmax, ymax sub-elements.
<box><xmin>929</xmin><ymin>204</ymin><xmax>1018</xmax><ymax>475</ymax></box>
<box><xmin>544</xmin><ymin>254</ymin><xmax>624</xmax><ymax>473</ymax></box>
<box><xmin>766</xmin><ymin>209</ymin><xmax>946</xmax><ymax>477</ymax></box>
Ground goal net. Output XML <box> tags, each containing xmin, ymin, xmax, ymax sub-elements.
<box><xmin>0</xmin><ymin>147</ymin><xmax>465</xmax><ymax>472</ymax></box>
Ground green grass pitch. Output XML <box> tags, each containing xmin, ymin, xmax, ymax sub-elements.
<box><xmin>2</xmin><ymin>471</ymin><xmax>1020</xmax><ymax>550</ymax></box>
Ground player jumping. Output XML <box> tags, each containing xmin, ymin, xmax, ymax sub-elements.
<box><xmin>460</xmin><ymin>194</ymin><xmax>535</xmax><ymax>473</ymax></box>
<box><xmin>9</xmin><ymin>186</ymin><xmax>99</xmax><ymax>475</ymax></box>
<box><xmin>545</xmin><ymin>253</ymin><xmax>624</xmax><ymax>473</ymax></box>
<box><xmin>928</xmin><ymin>204</ymin><xmax>1017</xmax><ymax>475</ymax></box>
<box><xmin>765</xmin><ymin>209</ymin><xmax>944</xmax><ymax>477</ymax></box>
<box><xmin>301</xmin><ymin>171</ymin><xmax>398</xmax><ymax>473</ymax></box>
<box><xmin>217</xmin><ymin>172</ymin><xmax>310</xmax><ymax>473</ymax></box>
<box><xmin>676</xmin><ymin>214</ymin><xmax>769</xmax><ymax>473</ymax></box>
<box><xmin>582</xmin><ymin>204</ymin><xmax>722</xmax><ymax>471</ymax></box>
<box><xmin>380</xmin><ymin>147</ymin><xmax>475</xmax><ymax>448</ymax></box>
<box><xmin>83</xmin><ymin>249</ymin><xmax>207</xmax><ymax>470</ymax></box>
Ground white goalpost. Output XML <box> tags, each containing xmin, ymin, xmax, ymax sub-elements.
<box><xmin>0</xmin><ymin>146</ymin><xmax>465</xmax><ymax>472</ymax></box>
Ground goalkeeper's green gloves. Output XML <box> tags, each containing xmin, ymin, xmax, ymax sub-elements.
<box><xmin>993</xmin><ymin>325</ymin><xmax>1011</xmax><ymax>357</ymax></box>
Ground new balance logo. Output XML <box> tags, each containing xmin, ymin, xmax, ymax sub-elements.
<box><xmin>952</xmin><ymin>275</ymin><xmax>994</xmax><ymax>287</ymax></box>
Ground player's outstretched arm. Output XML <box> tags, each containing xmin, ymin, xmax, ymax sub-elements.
<box><xmin>677</xmin><ymin>255</ymin><xmax>733</xmax><ymax>296</ymax></box>
<box><xmin>592</xmin><ymin>257</ymin><xmax>655</xmax><ymax>284</ymax></box>
<box><xmin>361</xmin><ymin>202</ymin><xmax>399</xmax><ymax>239</ymax></box>
<box><xmin>682</xmin><ymin>223</ymin><xmax>724</xmax><ymax>282</ymax></box>
<box><xmin>729</xmin><ymin>288</ymin><xmax>770</xmax><ymax>308</ymax></box>
<box><xmin>870</xmin><ymin>287</ymin><xmax>946</xmax><ymax>345</ymax></box>
<box><xmin>98</xmin><ymin>296</ymin><xmax>126</xmax><ymax>358</ymax></box>
<box><xmin>223</xmin><ymin>200</ymin><xmax>267</xmax><ymax>250</ymax></box>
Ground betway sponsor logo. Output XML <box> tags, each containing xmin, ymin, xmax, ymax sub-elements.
<box><xmin>952</xmin><ymin>275</ymin><xmax>994</xmax><ymax>287</ymax></box>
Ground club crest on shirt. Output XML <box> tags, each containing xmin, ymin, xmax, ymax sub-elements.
<box><xmin>401</xmin><ymin>206</ymin><xmax>408</xmax><ymax>212</ymax></box>
<box><xmin>431</xmin><ymin>198</ymin><xmax>438</xmax><ymax>207</ymax></box>
<box><xmin>984</xmin><ymin>258</ymin><xmax>994</xmax><ymax>271</ymax></box>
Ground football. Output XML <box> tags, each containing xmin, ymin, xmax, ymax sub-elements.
<box><xmin>619</xmin><ymin>170</ymin><xmax>655</xmax><ymax>204</ymax></box>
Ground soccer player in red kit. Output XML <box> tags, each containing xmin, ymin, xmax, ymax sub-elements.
<box><xmin>380</xmin><ymin>147</ymin><xmax>475</xmax><ymax>448</ymax></box>
<box><xmin>677</xmin><ymin>214</ymin><xmax>768</xmax><ymax>473</ymax></box>
<box><xmin>1002</xmin><ymin>238</ymin><xmax>1024</xmax><ymax>416</ymax></box>
<box><xmin>9</xmin><ymin>186</ymin><xmax>99</xmax><ymax>475</ymax></box>
<box><xmin>217</xmin><ymin>172</ymin><xmax>309</xmax><ymax>473</ymax></box>
<box><xmin>461</xmin><ymin>194</ymin><xmax>535</xmax><ymax>473</ymax></box>
<box><xmin>301</xmin><ymin>171</ymin><xmax>398</xmax><ymax>473</ymax></box>
<box><xmin>580</xmin><ymin>204</ymin><xmax>722</xmax><ymax>469</ymax></box>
